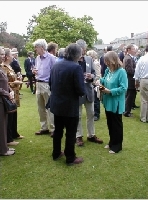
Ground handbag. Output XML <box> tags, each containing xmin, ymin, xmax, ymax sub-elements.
<box><xmin>2</xmin><ymin>96</ymin><xmax>17</xmax><ymax>113</ymax></box>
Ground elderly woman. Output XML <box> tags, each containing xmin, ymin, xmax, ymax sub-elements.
<box><xmin>56</xmin><ymin>48</ymin><xmax>65</xmax><ymax>62</ymax></box>
<box><xmin>1</xmin><ymin>48</ymin><xmax>24</xmax><ymax>146</ymax></box>
<box><xmin>0</xmin><ymin>47</ymin><xmax>15</xmax><ymax>156</ymax></box>
<box><xmin>87</xmin><ymin>49</ymin><xmax>101</xmax><ymax>121</ymax></box>
<box><xmin>49</xmin><ymin>43</ymin><xmax>85</xmax><ymax>165</ymax></box>
<box><xmin>100</xmin><ymin>51</ymin><xmax>128</xmax><ymax>154</ymax></box>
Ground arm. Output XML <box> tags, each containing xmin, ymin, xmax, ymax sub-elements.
<box><xmin>74</xmin><ymin>66</ymin><xmax>85</xmax><ymax>97</ymax></box>
<box><xmin>24</xmin><ymin>59</ymin><xmax>28</xmax><ymax>73</ymax></box>
<box><xmin>134</xmin><ymin>59</ymin><xmax>141</xmax><ymax>88</ymax></box>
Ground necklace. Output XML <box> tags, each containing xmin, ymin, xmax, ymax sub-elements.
<box><xmin>106</xmin><ymin>71</ymin><xmax>114</xmax><ymax>81</ymax></box>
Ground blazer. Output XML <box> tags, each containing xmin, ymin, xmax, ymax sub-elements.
<box><xmin>79</xmin><ymin>55</ymin><xmax>96</xmax><ymax>105</ymax></box>
<box><xmin>24</xmin><ymin>57</ymin><xmax>35</xmax><ymax>76</ymax></box>
<box><xmin>10</xmin><ymin>58</ymin><xmax>21</xmax><ymax>74</ymax></box>
<box><xmin>49</xmin><ymin>59</ymin><xmax>85</xmax><ymax>117</ymax></box>
<box><xmin>100</xmin><ymin>55</ymin><xmax>107</xmax><ymax>77</ymax></box>
<box><xmin>100</xmin><ymin>67</ymin><xmax>128</xmax><ymax>114</ymax></box>
<box><xmin>123</xmin><ymin>54</ymin><xmax>136</xmax><ymax>89</ymax></box>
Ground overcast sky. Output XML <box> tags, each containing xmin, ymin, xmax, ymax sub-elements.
<box><xmin>0</xmin><ymin>1</ymin><xmax>148</xmax><ymax>44</ymax></box>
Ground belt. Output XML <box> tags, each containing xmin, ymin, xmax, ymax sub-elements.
<box><xmin>36</xmin><ymin>80</ymin><xmax>48</xmax><ymax>83</ymax></box>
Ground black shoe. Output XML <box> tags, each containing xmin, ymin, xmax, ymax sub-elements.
<box><xmin>133</xmin><ymin>105</ymin><xmax>140</xmax><ymax>108</ymax></box>
<box><xmin>123</xmin><ymin>112</ymin><xmax>133</xmax><ymax>117</ymax></box>
<box><xmin>94</xmin><ymin>116</ymin><xmax>99</xmax><ymax>121</ymax></box>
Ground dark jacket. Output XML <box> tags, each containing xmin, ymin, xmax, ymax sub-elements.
<box><xmin>100</xmin><ymin>55</ymin><xmax>107</xmax><ymax>77</ymax></box>
<box><xmin>118</xmin><ymin>51</ymin><xmax>125</xmax><ymax>62</ymax></box>
<box><xmin>24</xmin><ymin>57</ymin><xmax>35</xmax><ymax>76</ymax></box>
<box><xmin>123</xmin><ymin>54</ymin><xmax>136</xmax><ymax>89</ymax></box>
<box><xmin>49</xmin><ymin>59</ymin><xmax>85</xmax><ymax>117</ymax></box>
<box><xmin>10</xmin><ymin>58</ymin><xmax>21</xmax><ymax>74</ymax></box>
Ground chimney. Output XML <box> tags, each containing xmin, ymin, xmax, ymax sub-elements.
<box><xmin>131</xmin><ymin>33</ymin><xmax>134</xmax><ymax>38</ymax></box>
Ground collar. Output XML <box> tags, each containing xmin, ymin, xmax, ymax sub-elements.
<box><xmin>128</xmin><ymin>53</ymin><xmax>134</xmax><ymax>58</ymax></box>
<box><xmin>40</xmin><ymin>52</ymin><xmax>48</xmax><ymax>59</ymax></box>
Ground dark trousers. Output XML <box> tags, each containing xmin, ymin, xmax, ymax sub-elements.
<box><xmin>52</xmin><ymin>115</ymin><xmax>79</xmax><ymax>163</ymax></box>
<box><xmin>105</xmin><ymin>110</ymin><xmax>123</xmax><ymax>153</ymax></box>
<box><xmin>7</xmin><ymin>111</ymin><xmax>19</xmax><ymax>142</ymax></box>
<box><xmin>125</xmin><ymin>89</ymin><xmax>136</xmax><ymax>114</ymax></box>
<box><xmin>27</xmin><ymin>74</ymin><xmax>36</xmax><ymax>93</ymax></box>
<box><xmin>94</xmin><ymin>90</ymin><xmax>100</xmax><ymax>118</ymax></box>
<box><xmin>133</xmin><ymin>91</ymin><xmax>137</xmax><ymax>107</ymax></box>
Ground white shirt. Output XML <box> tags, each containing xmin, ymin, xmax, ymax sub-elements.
<box><xmin>134</xmin><ymin>53</ymin><xmax>148</xmax><ymax>80</ymax></box>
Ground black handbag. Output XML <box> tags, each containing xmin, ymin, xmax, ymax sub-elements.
<box><xmin>2</xmin><ymin>96</ymin><xmax>17</xmax><ymax>113</ymax></box>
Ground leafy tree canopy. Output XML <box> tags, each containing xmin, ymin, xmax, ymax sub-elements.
<box><xmin>26</xmin><ymin>5</ymin><xmax>98</xmax><ymax>51</ymax></box>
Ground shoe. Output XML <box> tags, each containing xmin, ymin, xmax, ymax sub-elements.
<box><xmin>104</xmin><ymin>144</ymin><xmax>109</xmax><ymax>149</ymax></box>
<box><xmin>0</xmin><ymin>150</ymin><xmax>15</xmax><ymax>156</ymax></box>
<box><xmin>35</xmin><ymin>130</ymin><xmax>50</xmax><ymax>135</ymax></box>
<box><xmin>109</xmin><ymin>150</ymin><xmax>115</xmax><ymax>154</ymax></box>
<box><xmin>87</xmin><ymin>135</ymin><xmax>103</xmax><ymax>144</ymax></box>
<box><xmin>53</xmin><ymin>152</ymin><xmax>64</xmax><ymax>161</ymax></box>
<box><xmin>94</xmin><ymin>116</ymin><xmax>99</xmax><ymax>121</ymax></box>
<box><xmin>133</xmin><ymin>105</ymin><xmax>140</xmax><ymax>108</ymax></box>
<box><xmin>8</xmin><ymin>148</ymin><xmax>15</xmax><ymax>151</ymax></box>
<box><xmin>123</xmin><ymin>113</ymin><xmax>133</xmax><ymax>117</ymax></box>
<box><xmin>17</xmin><ymin>135</ymin><xmax>24</xmax><ymax>139</ymax></box>
<box><xmin>7</xmin><ymin>141</ymin><xmax>19</xmax><ymax>146</ymax></box>
<box><xmin>140</xmin><ymin>119</ymin><xmax>146</xmax><ymax>123</ymax></box>
<box><xmin>67</xmin><ymin>157</ymin><xmax>84</xmax><ymax>166</ymax></box>
<box><xmin>50</xmin><ymin>132</ymin><xmax>54</xmax><ymax>138</ymax></box>
<box><xmin>76</xmin><ymin>137</ymin><xmax>84</xmax><ymax>146</ymax></box>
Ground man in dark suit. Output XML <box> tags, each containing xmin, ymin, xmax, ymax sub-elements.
<box><xmin>123</xmin><ymin>44</ymin><xmax>136</xmax><ymax>117</ymax></box>
<box><xmin>10</xmin><ymin>48</ymin><xmax>21</xmax><ymax>74</ymax></box>
<box><xmin>100</xmin><ymin>46</ymin><xmax>112</xmax><ymax>77</ymax></box>
<box><xmin>49</xmin><ymin>43</ymin><xmax>85</xmax><ymax>166</ymax></box>
<box><xmin>24</xmin><ymin>51</ymin><xmax>36</xmax><ymax>94</ymax></box>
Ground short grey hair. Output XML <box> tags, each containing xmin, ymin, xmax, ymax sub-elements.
<box><xmin>65</xmin><ymin>43</ymin><xmax>82</xmax><ymax>61</ymax></box>
<box><xmin>76</xmin><ymin>39</ymin><xmax>87</xmax><ymax>50</ymax></box>
<box><xmin>58</xmin><ymin>48</ymin><xmax>65</xmax><ymax>58</ymax></box>
<box><xmin>32</xmin><ymin>39</ymin><xmax>48</xmax><ymax>50</ymax></box>
<box><xmin>87</xmin><ymin>50</ymin><xmax>98</xmax><ymax>59</ymax></box>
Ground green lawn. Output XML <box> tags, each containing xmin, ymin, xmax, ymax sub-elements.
<box><xmin>1</xmin><ymin>57</ymin><xmax>148</xmax><ymax>198</ymax></box>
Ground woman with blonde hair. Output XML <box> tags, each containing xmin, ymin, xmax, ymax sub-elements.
<box><xmin>100</xmin><ymin>51</ymin><xmax>128</xmax><ymax>154</ymax></box>
<box><xmin>87</xmin><ymin>49</ymin><xmax>101</xmax><ymax>121</ymax></box>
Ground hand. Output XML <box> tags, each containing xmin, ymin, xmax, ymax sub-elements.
<box><xmin>102</xmin><ymin>87</ymin><xmax>111</xmax><ymax>94</ymax></box>
<box><xmin>85</xmin><ymin>73</ymin><xmax>92</xmax><ymax>80</ymax></box>
<box><xmin>135</xmin><ymin>80</ymin><xmax>140</xmax><ymax>89</ymax></box>
<box><xmin>32</xmin><ymin>68</ymin><xmax>38</xmax><ymax>75</ymax></box>
<box><xmin>95</xmin><ymin>80</ymin><xmax>100</xmax><ymax>86</ymax></box>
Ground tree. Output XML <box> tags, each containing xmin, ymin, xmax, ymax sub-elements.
<box><xmin>95</xmin><ymin>38</ymin><xmax>104</xmax><ymax>45</ymax></box>
<box><xmin>0</xmin><ymin>22</ymin><xmax>7</xmax><ymax>33</ymax></box>
<box><xmin>26</xmin><ymin>5</ymin><xmax>98</xmax><ymax>51</ymax></box>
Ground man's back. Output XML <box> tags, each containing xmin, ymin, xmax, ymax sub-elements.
<box><xmin>49</xmin><ymin>59</ymin><xmax>85</xmax><ymax>117</ymax></box>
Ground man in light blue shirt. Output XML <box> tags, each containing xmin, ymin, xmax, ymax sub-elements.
<box><xmin>32</xmin><ymin>39</ymin><xmax>56</xmax><ymax>135</ymax></box>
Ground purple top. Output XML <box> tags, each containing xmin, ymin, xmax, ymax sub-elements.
<box><xmin>35</xmin><ymin>52</ymin><xmax>56</xmax><ymax>82</ymax></box>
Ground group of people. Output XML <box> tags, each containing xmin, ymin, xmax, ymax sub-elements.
<box><xmin>0</xmin><ymin>38</ymin><xmax>147</xmax><ymax>166</ymax></box>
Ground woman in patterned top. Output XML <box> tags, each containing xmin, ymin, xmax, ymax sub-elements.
<box><xmin>1</xmin><ymin>48</ymin><xmax>24</xmax><ymax>146</ymax></box>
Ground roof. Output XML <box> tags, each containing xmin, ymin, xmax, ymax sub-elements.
<box><xmin>93</xmin><ymin>44</ymin><xmax>110</xmax><ymax>50</ymax></box>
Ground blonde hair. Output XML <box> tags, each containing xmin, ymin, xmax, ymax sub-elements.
<box><xmin>104</xmin><ymin>51</ymin><xmax>122</xmax><ymax>70</ymax></box>
<box><xmin>87</xmin><ymin>50</ymin><xmax>98</xmax><ymax>59</ymax></box>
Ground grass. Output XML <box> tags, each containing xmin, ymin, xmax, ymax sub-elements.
<box><xmin>0</xmin><ymin>57</ymin><xmax>148</xmax><ymax>198</ymax></box>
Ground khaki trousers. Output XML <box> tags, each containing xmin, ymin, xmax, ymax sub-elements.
<box><xmin>76</xmin><ymin>100</ymin><xmax>95</xmax><ymax>138</ymax></box>
<box><xmin>140</xmin><ymin>79</ymin><xmax>148</xmax><ymax>122</ymax></box>
<box><xmin>36</xmin><ymin>82</ymin><xmax>54</xmax><ymax>131</ymax></box>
